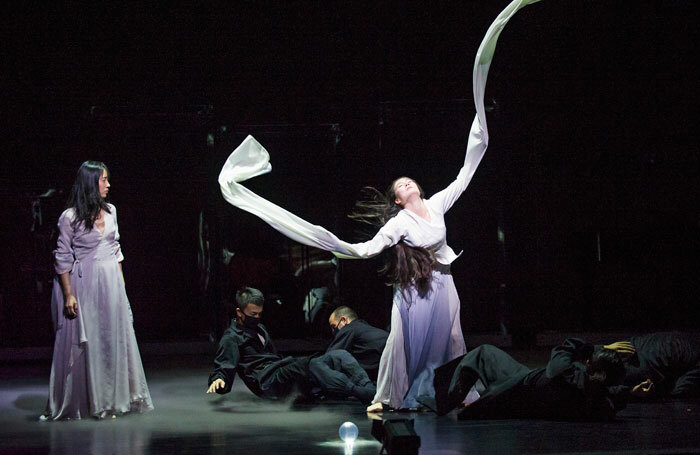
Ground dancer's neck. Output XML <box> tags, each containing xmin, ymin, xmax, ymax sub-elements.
<box><xmin>403</xmin><ymin>198</ymin><xmax>430</xmax><ymax>222</ymax></box>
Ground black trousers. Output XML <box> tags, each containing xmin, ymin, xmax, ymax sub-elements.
<box><xmin>259</xmin><ymin>356</ymin><xmax>311</xmax><ymax>399</ymax></box>
<box><xmin>259</xmin><ymin>350</ymin><xmax>375</xmax><ymax>402</ymax></box>
<box><xmin>309</xmin><ymin>350</ymin><xmax>375</xmax><ymax>403</ymax></box>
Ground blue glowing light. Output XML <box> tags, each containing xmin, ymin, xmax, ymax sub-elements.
<box><xmin>338</xmin><ymin>421</ymin><xmax>358</xmax><ymax>442</ymax></box>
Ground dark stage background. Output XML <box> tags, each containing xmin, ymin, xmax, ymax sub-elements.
<box><xmin>1</xmin><ymin>1</ymin><xmax>698</xmax><ymax>348</ymax></box>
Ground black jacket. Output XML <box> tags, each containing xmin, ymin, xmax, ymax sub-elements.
<box><xmin>326</xmin><ymin>319</ymin><xmax>388</xmax><ymax>380</ymax></box>
<box><xmin>459</xmin><ymin>339</ymin><xmax>628</xmax><ymax>420</ymax></box>
<box><xmin>208</xmin><ymin>320</ymin><xmax>309</xmax><ymax>397</ymax></box>
<box><xmin>625</xmin><ymin>331</ymin><xmax>700</xmax><ymax>398</ymax></box>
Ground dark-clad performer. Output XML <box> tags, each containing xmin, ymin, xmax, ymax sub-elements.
<box><xmin>422</xmin><ymin>339</ymin><xmax>628</xmax><ymax>421</ymax></box>
<box><xmin>206</xmin><ymin>288</ymin><xmax>376</xmax><ymax>404</ymax></box>
<box><xmin>607</xmin><ymin>332</ymin><xmax>700</xmax><ymax>400</ymax></box>
<box><xmin>327</xmin><ymin>306</ymin><xmax>389</xmax><ymax>381</ymax></box>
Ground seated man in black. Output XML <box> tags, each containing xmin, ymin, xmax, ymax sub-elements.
<box><xmin>421</xmin><ymin>338</ymin><xmax>628</xmax><ymax>421</ymax></box>
<box><xmin>206</xmin><ymin>287</ymin><xmax>376</xmax><ymax>404</ymax></box>
<box><xmin>327</xmin><ymin>306</ymin><xmax>388</xmax><ymax>381</ymax></box>
<box><xmin>606</xmin><ymin>332</ymin><xmax>700</xmax><ymax>400</ymax></box>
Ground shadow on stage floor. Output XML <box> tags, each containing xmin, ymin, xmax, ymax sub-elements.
<box><xmin>1</xmin><ymin>353</ymin><xmax>699</xmax><ymax>454</ymax></box>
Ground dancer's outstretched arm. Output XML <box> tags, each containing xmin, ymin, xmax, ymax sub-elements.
<box><xmin>207</xmin><ymin>334</ymin><xmax>240</xmax><ymax>395</ymax></box>
<box><xmin>218</xmin><ymin>0</ymin><xmax>543</xmax><ymax>256</ymax></box>
<box><xmin>429</xmin><ymin>116</ymin><xmax>489</xmax><ymax>215</ymax></box>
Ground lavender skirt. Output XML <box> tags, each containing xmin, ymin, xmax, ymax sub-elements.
<box><xmin>373</xmin><ymin>265</ymin><xmax>467</xmax><ymax>409</ymax></box>
<box><xmin>45</xmin><ymin>255</ymin><xmax>153</xmax><ymax>420</ymax></box>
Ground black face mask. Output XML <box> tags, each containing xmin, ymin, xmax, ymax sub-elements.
<box><xmin>242</xmin><ymin>315</ymin><xmax>261</xmax><ymax>330</ymax></box>
<box><xmin>331</xmin><ymin>319</ymin><xmax>345</xmax><ymax>336</ymax></box>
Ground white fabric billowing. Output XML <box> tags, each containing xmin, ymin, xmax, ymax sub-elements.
<box><xmin>219</xmin><ymin>0</ymin><xmax>543</xmax><ymax>409</ymax></box>
<box><xmin>219</xmin><ymin>0</ymin><xmax>543</xmax><ymax>255</ymax></box>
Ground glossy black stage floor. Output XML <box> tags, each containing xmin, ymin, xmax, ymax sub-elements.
<box><xmin>2</xmin><ymin>351</ymin><xmax>699</xmax><ymax>455</ymax></box>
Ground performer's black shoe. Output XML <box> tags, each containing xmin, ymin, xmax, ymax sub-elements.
<box><xmin>416</xmin><ymin>395</ymin><xmax>439</xmax><ymax>413</ymax></box>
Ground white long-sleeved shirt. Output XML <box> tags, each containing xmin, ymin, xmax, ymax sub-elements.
<box><xmin>342</xmin><ymin>162</ymin><xmax>473</xmax><ymax>264</ymax></box>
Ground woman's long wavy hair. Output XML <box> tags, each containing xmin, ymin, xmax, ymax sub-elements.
<box><xmin>349</xmin><ymin>177</ymin><xmax>435</xmax><ymax>297</ymax></box>
<box><xmin>65</xmin><ymin>160</ymin><xmax>111</xmax><ymax>231</ymax></box>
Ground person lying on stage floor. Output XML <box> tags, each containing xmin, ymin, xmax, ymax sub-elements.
<box><xmin>602</xmin><ymin>332</ymin><xmax>700</xmax><ymax>400</ymax></box>
<box><xmin>206</xmin><ymin>287</ymin><xmax>376</xmax><ymax>404</ymax></box>
<box><xmin>327</xmin><ymin>306</ymin><xmax>389</xmax><ymax>382</ymax></box>
<box><xmin>419</xmin><ymin>338</ymin><xmax>629</xmax><ymax>420</ymax></box>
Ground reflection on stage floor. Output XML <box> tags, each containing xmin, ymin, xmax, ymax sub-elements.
<box><xmin>1</xmin><ymin>354</ymin><xmax>698</xmax><ymax>454</ymax></box>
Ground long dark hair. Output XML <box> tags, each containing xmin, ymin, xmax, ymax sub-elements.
<box><xmin>583</xmin><ymin>348</ymin><xmax>628</xmax><ymax>418</ymax></box>
<box><xmin>586</xmin><ymin>348</ymin><xmax>626</xmax><ymax>388</ymax></box>
<box><xmin>65</xmin><ymin>160</ymin><xmax>111</xmax><ymax>231</ymax></box>
<box><xmin>349</xmin><ymin>177</ymin><xmax>435</xmax><ymax>297</ymax></box>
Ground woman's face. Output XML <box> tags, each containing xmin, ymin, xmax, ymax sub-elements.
<box><xmin>392</xmin><ymin>177</ymin><xmax>421</xmax><ymax>206</ymax></box>
<box><xmin>98</xmin><ymin>170</ymin><xmax>110</xmax><ymax>199</ymax></box>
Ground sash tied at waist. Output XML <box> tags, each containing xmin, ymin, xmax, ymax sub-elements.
<box><xmin>71</xmin><ymin>254</ymin><xmax>118</xmax><ymax>278</ymax></box>
<box><xmin>72</xmin><ymin>259</ymin><xmax>82</xmax><ymax>278</ymax></box>
<box><xmin>432</xmin><ymin>262</ymin><xmax>452</xmax><ymax>275</ymax></box>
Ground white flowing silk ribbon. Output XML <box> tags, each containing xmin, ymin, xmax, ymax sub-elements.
<box><xmin>218</xmin><ymin>0</ymin><xmax>542</xmax><ymax>259</ymax></box>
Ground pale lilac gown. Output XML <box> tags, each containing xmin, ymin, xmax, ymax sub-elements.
<box><xmin>45</xmin><ymin>204</ymin><xmax>153</xmax><ymax>420</ymax></box>
<box><xmin>349</xmin><ymin>176</ymin><xmax>470</xmax><ymax>410</ymax></box>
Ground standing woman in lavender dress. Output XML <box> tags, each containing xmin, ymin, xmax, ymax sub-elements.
<box><xmin>42</xmin><ymin>161</ymin><xmax>153</xmax><ymax>420</ymax></box>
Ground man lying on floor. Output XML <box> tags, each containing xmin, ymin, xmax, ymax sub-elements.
<box><xmin>419</xmin><ymin>338</ymin><xmax>629</xmax><ymax>420</ymax></box>
<box><xmin>206</xmin><ymin>287</ymin><xmax>375</xmax><ymax>404</ymax></box>
<box><xmin>603</xmin><ymin>331</ymin><xmax>700</xmax><ymax>400</ymax></box>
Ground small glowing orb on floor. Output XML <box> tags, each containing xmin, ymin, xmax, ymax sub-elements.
<box><xmin>339</xmin><ymin>421</ymin><xmax>358</xmax><ymax>443</ymax></box>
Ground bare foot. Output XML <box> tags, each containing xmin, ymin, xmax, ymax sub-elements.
<box><xmin>366</xmin><ymin>402</ymin><xmax>383</xmax><ymax>413</ymax></box>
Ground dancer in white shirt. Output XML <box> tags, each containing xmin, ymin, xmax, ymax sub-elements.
<box><xmin>218</xmin><ymin>0</ymin><xmax>543</xmax><ymax>411</ymax></box>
